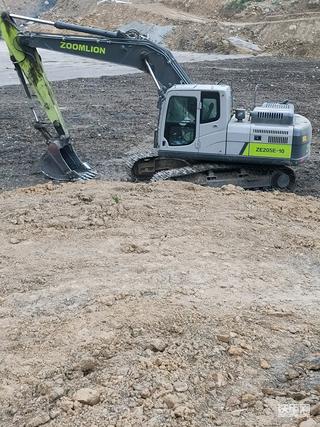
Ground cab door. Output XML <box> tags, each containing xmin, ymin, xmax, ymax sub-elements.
<box><xmin>159</xmin><ymin>90</ymin><xmax>200</xmax><ymax>155</ymax></box>
<box><xmin>198</xmin><ymin>91</ymin><xmax>227</xmax><ymax>156</ymax></box>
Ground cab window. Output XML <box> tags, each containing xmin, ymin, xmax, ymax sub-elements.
<box><xmin>201</xmin><ymin>92</ymin><xmax>220</xmax><ymax>124</ymax></box>
<box><xmin>164</xmin><ymin>96</ymin><xmax>197</xmax><ymax>146</ymax></box>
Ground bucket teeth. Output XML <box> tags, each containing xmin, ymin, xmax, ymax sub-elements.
<box><xmin>40</xmin><ymin>139</ymin><xmax>96</xmax><ymax>181</ymax></box>
<box><xmin>78</xmin><ymin>171</ymin><xmax>98</xmax><ymax>181</ymax></box>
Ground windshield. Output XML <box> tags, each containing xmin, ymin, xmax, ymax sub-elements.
<box><xmin>164</xmin><ymin>96</ymin><xmax>197</xmax><ymax>146</ymax></box>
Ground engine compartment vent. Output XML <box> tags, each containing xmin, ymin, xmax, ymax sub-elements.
<box><xmin>268</xmin><ymin>136</ymin><xmax>289</xmax><ymax>144</ymax></box>
<box><xmin>251</xmin><ymin>103</ymin><xmax>294</xmax><ymax>125</ymax></box>
<box><xmin>263</xmin><ymin>103</ymin><xmax>292</xmax><ymax>110</ymax></box>
<box><xmin>253</xmin><ymin>129</ymin><xmax>289</xmax><ymax>135</ymax></box>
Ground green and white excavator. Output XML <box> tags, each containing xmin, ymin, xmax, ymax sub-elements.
<box><xmin>0</xmin><ymin>12</ymin><xmax>312</xmax><ymax>189</ymax></box>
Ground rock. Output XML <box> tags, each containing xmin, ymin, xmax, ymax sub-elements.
<box><xmin>78</xmin><ymin>193</ymin><xmax>94</xmax><ymax>203</ymax></box>
<box><xmin>225</xmin><ymin>396</ymin><xmax>241</xmax><ymax>409</ymax></box>
<box><xmin>311</xmin><ymin>402</ymin><xmax>320</xmax><ymax>416</ymax></box>
<box><xmin>299</xmin><ymin>354</ymin><xmax>320</xmax><ymax>371</ymax></box>
<box><xmin>73</xmin><ymin>388</ymin><xmax>100</xmax><ymax>406</ymax></box>
<box><xmin>230</xmin><ymin>409</ymin><xmax>245</xmax><ymax>417</ymax></box>
<box><xmin>133</xmin><ymin>382</ymin><xmax>152</xmax><ymax>398</ymax></box>
<box><xmin>286</xmin><ymin>368</ymin><xmax>300</xmax><ymax>380</ymax></box>
<box><xmin>299</xmin><ymin>419</ymin><xmax>318</xmax><ymax>427</ymax></box>
<box><xmin>140</xmin><ymin>388</ymin><xmax>151</xmax><ymax>399</ymax></box>
<box><xmin>9</xmin><ymin>237</ymin><xmax>21</xmax><ymax>244</ymax></box>
<box><xmin>239</xmin><ymin>341</ymin><xmax>252</xmax><ymax>351</ymax></box>
<box><xmin>262</xmin><ymin>387</ymin><xmax>286</xmax><ymax>397</ymax></box>
<box><xmin>148</xmin><ymin>339</ymin><xmax>168</xmax><ymax>352</ymax></box>
<box><xmin>48</xmin><ymin>386</ymin><xmax>64</xmax><ymax>402</ymax></box>
<box><xmin>49</xmin><ymin>409</ymin><xmax>60</xmax><ymax>420</ymax></box>
<box><xmin>260</xmin><ymin>359</ymin><xmax>271</xmax><ymax>369</ymax></box>
<box><xmin>26</xmin><ymin>412</ymin><xmax>50</xmax><ymax>427</ymax></box>
<box><xmin>217</xmin><ymin>334</ymin><xmax>230</xmax><ymax>344</ymax></box>
<box><xmin>174</xmin><ymin>405</ymin><xmax>192</xmax><ymax>417</ymax></box>
<box><xmin>163</xmin><ymin>393</ymin><xmax>179</xmax><ymax>409</ymax></box>
<box><xmin>173</xmin><ymin>381</ymin><xmax>188</xmax><ymax>393</ymax></box>
<box><xmin>58</xmin><ymin>397</ymin><xmax>74</xmax><ymax>412</ymax></box>
<box><xmin>228</xmin><ymin>346</ymin><xmax>243</xmax><ymax>356</ymax></box>
<box><xmin>213</xmin><ymin>372</ymin><xmax>226</xmax><ymax>388</ymax></box>
<box><xmin>228</xmin><ymin>36</ymin><xmax>262</xmax><ymax>53</ymax></box>
<box><xmin>287</xmin><ymin>390</ymin><xmax>307</xmax><ymax>400</ymax></box>
<box><xmin>241</xmin><ymin>393</ymin><xmax>256</xmax><ymax>406</ymax></box>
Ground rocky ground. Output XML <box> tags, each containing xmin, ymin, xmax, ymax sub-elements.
<box><xmin>0</xmin><ymin>180</ymin><xmax>320</xmax><ymax>427</ymax></box>
<box><xmin>0</xmin><ymin>55</ymin><xmax>320</xmax><ymax>427</ymax></box>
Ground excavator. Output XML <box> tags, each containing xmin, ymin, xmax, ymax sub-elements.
<box><xmin>0</xmin><ymin>12</ymin><xmax>312</xmax><ymax>189</ymax></box>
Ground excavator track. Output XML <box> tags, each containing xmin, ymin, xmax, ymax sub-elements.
<box><xmin>127</xmin><ymin>151</ymin><xmax>296</xmax><ymax>191</ymax></box>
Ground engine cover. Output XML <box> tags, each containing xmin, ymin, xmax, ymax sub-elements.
<box><xmin>251</xmin><ymin>103</ymin><xmax>294</xmax><ymax>125</ymax></box>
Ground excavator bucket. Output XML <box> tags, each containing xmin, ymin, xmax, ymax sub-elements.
<box><xmin>40</xmin><ymin>139</ymin><xmax>97</xmax><ymax>181</ymax></box>
<box><xmin>0</xmin><ymin>12</ymin><xmax>96</xmax><ymax>181</ymax></box>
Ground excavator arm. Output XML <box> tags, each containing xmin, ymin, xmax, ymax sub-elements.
<box><xmin>0</xmin><ymin>12</ymin><xmax>192</xmax><ymax>181</ymax></box>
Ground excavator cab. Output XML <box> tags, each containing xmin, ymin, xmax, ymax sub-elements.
<box><xmin>158</xmin><ymin>85</ymin><xmax>233</xmax><ymax>158</ymax></box>
<box><xmin>158</xmin><ymin>84</ymin><xmax>311</xmax><ymax>170</ymax></box>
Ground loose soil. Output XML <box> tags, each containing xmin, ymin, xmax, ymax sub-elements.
<box><xmin>0</xmin><ymin>55</ymin><xmax>320</xmax><ymax>427</ymax></box>
<box><xmin>0</xmin><ymin>180</ymin><xmax>320</xmax><ymax>427</ymax></box>
<box><xmin>0</xmin><ymin>56</ymin><xmax>319</xmax><ymax>195</ymax></box>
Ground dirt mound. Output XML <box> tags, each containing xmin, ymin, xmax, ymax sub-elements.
<box><xmin>253</xmin><ymin>16</ymin><xmax>320</xmax><ymax>58</ymax></box>
<box><xmin>0</xmin><ymin>180</ymin><xmax>320</xmax><ymax>427</ymax></box>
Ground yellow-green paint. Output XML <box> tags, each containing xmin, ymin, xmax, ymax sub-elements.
<box><xmin>242</xmin><ymin>144</ymin><xmax>250</xmax><ymax>156</ymax></box>
<box><xmin>0</xmin><ymin>13</ymin><xmax>69</xmax><ymax>136</ymax></box>
<box><xmin>243</xmin><ymin>143</ymin><xmax>292</xmax><ymax>159</ymax></box>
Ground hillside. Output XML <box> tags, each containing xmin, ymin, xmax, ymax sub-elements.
<box><xmin>4</xmin><ymin>0</ymin><xmax>320</xmax><ymax>57</ymax></box>
<box><xmin>36</xmin><ymin>0</ymin><xmax>320</xmax><ymax>57</ymax></box>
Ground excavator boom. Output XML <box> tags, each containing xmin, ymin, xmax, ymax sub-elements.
<box><xmin>0</xmin><ymin>12</ymin><xmax>98</xmax><ymax>181</ymax></box>
<box><xmin>0</xmin><ymin>12</ymin><xmax>192</xmax><ymax>181</ymax></box>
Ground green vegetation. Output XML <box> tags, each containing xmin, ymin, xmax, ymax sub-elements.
<box><xmin>112</xmin><ymin>194</ymin><xmax>121</xmax><ymax>204</ymax></box>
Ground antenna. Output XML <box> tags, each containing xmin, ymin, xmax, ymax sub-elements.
<box><xmin>253</xmin><ymin>84</ymin><xmax>260</xmax><ymax>109</ymax></box>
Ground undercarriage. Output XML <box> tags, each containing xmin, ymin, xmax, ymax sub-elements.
<box><xmin>127</xmin><ymin>151</ymin><xmax>296</xmax><ymax>190</ymax></box>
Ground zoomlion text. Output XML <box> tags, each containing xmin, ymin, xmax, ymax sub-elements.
<box><xmin>60</xmin><ymin>41</ymin><xmax>106</xmax><ymax>55</ymax></box>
